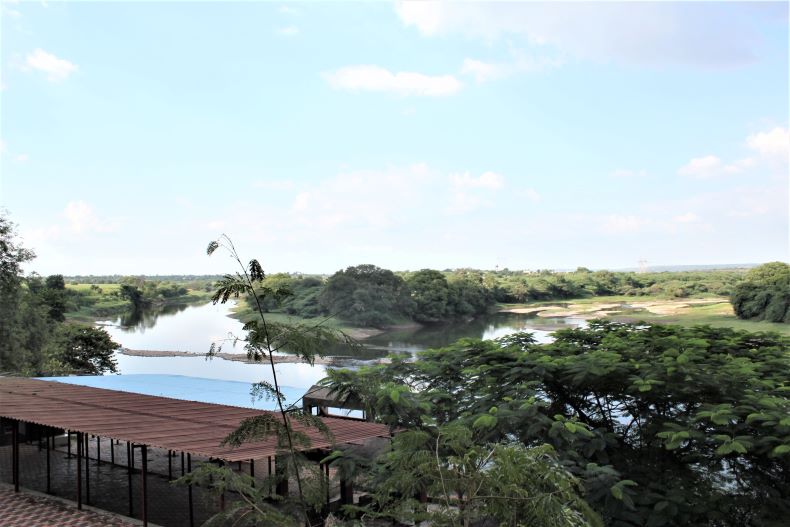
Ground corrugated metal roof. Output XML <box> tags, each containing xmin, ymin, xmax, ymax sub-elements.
<box><xmin>0</xmin><ymin>378</ymin><xmax>390</xmax><ymax>462</ymax></box>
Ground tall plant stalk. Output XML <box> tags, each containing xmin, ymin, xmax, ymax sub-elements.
<box><xmin>207</xmin><ymin>236</ymin><xmax>310</xmax><ymax>511</ymax></box>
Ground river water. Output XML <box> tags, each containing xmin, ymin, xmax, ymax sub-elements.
<box><xmin>98</xmin><ymin>302</ymin><xmax>585</xmax><ymax>392</ymax></box>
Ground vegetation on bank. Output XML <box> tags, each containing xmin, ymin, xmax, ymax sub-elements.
<box><xmin>730</xmin><ymin>261</ymin><xmax>790</xmax><ymax>323</ymax></box>
<box><xmin>63</xmin><ymin>277</ymin><xmax>214</xmax><ymax>321</ymax></box>
<box><xmin>233</xmin><ymin>265</ymin><xmax>761</xmax><ymax>331</ymax></box>
<box><xmin>0</xmin><ymin>214</ymin><xmax>120</xmax><ymax>375</ymax></box>
<box><xmin>323</xmin><ymin>321</ymin><xmax>790</xmax><ymax>526</ymax></box>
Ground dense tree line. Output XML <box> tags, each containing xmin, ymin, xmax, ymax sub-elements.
<box><xmin>0</xmin><ymin>213</ymin><xmax>119</xmax><ymax>375</ymax></box>
<box><xmin>246</xmin><ymin>265</ymin><xmax>751</xmax><ymax>328</ymax></box>
<box><xmin>731</xmin><ymin>262</ymin><xmax>790</xmax><ymax>323</ymax></box>
<box><xmin>249</xmin><ymin>265</ymin><xmax>497</xmax><ymax>327</ymax></box>
<box><xmin>324</xmin><ymin>322</ymin><xmax>790</xmax><ymax>526</ymax></box>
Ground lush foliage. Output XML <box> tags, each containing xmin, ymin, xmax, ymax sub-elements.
<box><xmin>54</xmin><ymin>324</ymin><xmax>119</xmax><ymax>374</ymax></box>
<box><xmin>340</xmin><ymin>424</ymin><xmax>601</xmax><ymax>527</ymax></box>
<box><xmin>240</xmin><ymin>265</ymin><xmax>754</xmax><ymax>329</ymax></box>
<box><xmin>0</xmin><ymin>213</ymin><xmax>119</xmax><ymax>375</ymax></box>
<box><xmin>323</xmin><ymin>322</ymin><xmax>790</xmax><ymax>526</ymax></box>
<box><xmin>731</xmin><ymin>262</ymin><xmax>790</xmax><ymax>323</ymax></box>
<box><xmin>319</xmin><ymin>265</ymin><xmax>415</xmax><ymax>327</ymax></box>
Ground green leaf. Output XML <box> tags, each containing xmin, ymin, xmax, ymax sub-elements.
<box><xmin>473</xmin><ymin>413</ymin><xmax>497</xmax><ymax>430</ymax></box>
<box><xmin>771</xmin><ymin>445</ymin><xmax>790</xmax><ymax>456</ymax></box>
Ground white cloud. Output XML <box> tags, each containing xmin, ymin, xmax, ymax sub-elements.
<box><xmin>64</xmin><ymin>201</ymin><xmax>116</xmax><ymax>234</ymax></box>
<box><xmin>395</xmin><ymin>1</ymin><xmax>767</xmax><ymax>68</ymax></box>
<box><xmin>746</xmin><ymin>127</ymin><xmax>789</xmax><ymax>157</ymax></box>
<box><xmin>678</xmin><ymin>155</ymin><xmax>726</xmax><ymax>178</ymax></box>
<box><xmin>523</xmin><ymin>188</ymin><xmax>542</xmax><ymax>203</ymax></box>
<box><xmin>446</xmin><ymin>171</ymin><xmax>506</xmax><ymax>214</ymax></box>
<box><xmin>673</xmin><ymin>212</ymin><xmax>699</xmax><ymax>223</ymax></box>
<box><xmin>15</xmin><ymin>153</ymin><xmax>29</xmax><ymax>162</ymax></box>
<box><xmin>276</xmin><ymin>26</ymin><xmax>300</xmax><ymax>37</ymax></box>
<box><xmin>24</xmin><ymin>49</ymin><xmax>78</xmax><ymax>82</ymax></box>
<box><xmin>450</xmin><ymin>171</ymin><xmax>505</xmax><ymax>190</ymax></box>
<box><xmin>680</xmin><ymin>126</ymin><xmax>787</xmax><ymax>178</ymax></box>
<box><xmin>324</xmin><ymin>65</ymin><xmax>462</xmax><ymax>97</ymax></box>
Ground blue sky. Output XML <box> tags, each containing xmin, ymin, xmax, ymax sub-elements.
<box><xmin>1</xmin><ymin>1</ymin><xmax>788</xmax><ymax>276</ymax></box>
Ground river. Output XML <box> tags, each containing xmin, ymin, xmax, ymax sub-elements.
<box><xmin>98</xmin><ymin>302</ymin><xmax>585</xmax><ymax>392</ymax></box>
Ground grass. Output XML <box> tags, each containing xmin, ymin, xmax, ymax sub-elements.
<box><xmin>66</xmin><ymin>283</ymin><xmax>122</xmax><ymax>293</ymax></box>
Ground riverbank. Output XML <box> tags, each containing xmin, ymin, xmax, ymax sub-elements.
<box><xmin>499</xmin><ymin>296</ymin><xmax>790</xmax><ymax>335</ymax></box>
<box><xmin>65</xmin><ymin>289</ymin><xmax>213</xmax><ymax>324</ymax></box>
<box><xmin>228</xmin><ymin>303</ymin><xmax>422</xmax><ymax>341</ymax></box>
<box><xmin>118</xmin><ymin>348</ymin><xmax>366</xmax><ymax>365</ymax></box>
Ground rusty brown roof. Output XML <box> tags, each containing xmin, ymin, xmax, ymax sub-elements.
<box><xmin>0</xmin><ymin>378</ymin><xmax>390</xmax><ymax>463</ymax></box>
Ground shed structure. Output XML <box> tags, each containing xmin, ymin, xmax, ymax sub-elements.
<box><xmin>0</xmin><ymin>377</ymin><xmax>391</xmax><ymax>526</ymax></box>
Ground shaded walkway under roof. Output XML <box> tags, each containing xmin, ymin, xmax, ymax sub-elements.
<box><xmin>0</xmin><ymin>377</ymin><xmax>392</xmax><ymax>526</ymax></box>
<box><xmin>0</xmin><ymin>377</ymin><xmax>390</xmax><ymax>462</ymax></box>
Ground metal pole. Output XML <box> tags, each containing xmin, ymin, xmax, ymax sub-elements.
<box><xmin>46</xmin><ymin>428</ymin><xmax>51</xmax><ymax>493</ymax></box>
<box><xmin>97</xmin><ymin>435</ymin><xmax>101</xmax><ymax>465</ymax></box>
<box><xmin>84</xmin><ymin>434</ymin><xmax>90</xmax><ymax>504</ymax></box>
<box><xmin>181</xmin><ymin>451</ymin><xmax>185</xmax><ymax>476</ymax></box>
<box><xmin>77</xmin><ymin>431</ymin><xmax>82</xmax><ymax>509</ymax></box>
<box><xmin>250</xmin><ymin>459</ymin><xmax>255</xmax><ymax>488</ymax></box>
<box><xmin>141</xmin><ymin>445</ymin><xmax>148</xmax><ymax>527</ymax></box>
<box><xmin>168</xmin><ymin>450</ymin><xmax>172</xmax><ymax>480</ymax></box>
<box><xmin>220</xmin><ymin>461</ymin><xmax>225</xmax><ymax>511</ymax></box>
<box><xmin>67</xmin><ymin>430</ymin><xmax>72</xmax><ymax>458</ymax></box>
<box><xmin>325</xmin><ymin>462</ymin><xmax>330</xmax><ymax>506</ymax></box>
<box><xmin>127</xmin><ymin>442</ymin><xmax>133</xmax><ymax>517</ymax></box>
<box><xmin>188</xmin><ymin>453</ymin><xmax>194</xmax><ymax>527</ymax></box>
<box><xmin>12</xmin><ymin>419</ymin><xmax>19</xmax><ymax>492</ymax></box>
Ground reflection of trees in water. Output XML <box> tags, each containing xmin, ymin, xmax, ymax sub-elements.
<box><xmin>119</xmin><ymin>303</ymin><xmax>190</xmax><ymax>329</ymax></box>
<box><xmin>363</xmin><ymin>312</ymin><xmax>576</xmax><ymax>355</ymax></box>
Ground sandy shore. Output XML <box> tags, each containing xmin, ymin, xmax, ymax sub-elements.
<box><xmin>119</xmin><ymin>348</ymin><xmax>344</xmax><ymax>365</ymax></box>
<box><xmin>499</xmin><ymin>298</ymin><xmax>727</xmax><ymax>320</ymax></box>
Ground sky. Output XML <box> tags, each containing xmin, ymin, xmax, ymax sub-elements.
<box><xmin>1</xmin><ymin>0</ymin><xmax>788</xmax><ymax>276</ymax></box>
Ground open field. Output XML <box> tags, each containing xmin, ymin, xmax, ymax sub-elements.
<box><xmin>500</xmin><ymin>296</ymin><xmax>790</xmax><ymax>335</ymax></box>
<box><xmin>66</xmin><ymin>283</ymin><xmax>122</xmax><ymax>293</ymax></box>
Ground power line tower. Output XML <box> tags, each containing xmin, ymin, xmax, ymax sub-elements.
<box><xmin>638</xmin><ymin>259</ymin><xmax>648</xmax><ymax>274</ymax></box>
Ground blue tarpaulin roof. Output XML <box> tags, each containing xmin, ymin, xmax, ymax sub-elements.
<box><xmin>37</xmin><ymin>374</ymin><xmax>304</xmax><ymax>410</ymax></box>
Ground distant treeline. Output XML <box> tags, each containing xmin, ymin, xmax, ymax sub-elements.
<box><xmin>65</xmin><ymin>276</ymin><xmax>214</xmax><ymax>318</ymax></box>
<box><xmin>64</xmin><ymin>274</ymin><xmax>223</xmax><ymax>284</ymax></box>
<box><xmin>246</xmin><ymin>265</ymin><xmax>750</xmax><ymax>328</ymax></box>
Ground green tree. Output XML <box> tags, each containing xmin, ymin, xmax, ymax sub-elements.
<box><xmin>319</xmin><ymin>264</ymin><xmax>413</xmax><ymax>327</ymax></box>
<box><xmin>323</xmin><ymin>322</ymin><xmax>790</xmax><ymax>526</ymax></box>
<box><xmin>406</xmin><ymin>269</ymin><xmax>451</xmax><ymax>322</ymax></box>
<box><xmin>354</xmin><ymin>425</ymin><xmax>600</xmax><ymax>527</ymax></box>
<box><xmin>55</xmin><ymin>325</ymin><xmax>119</xmax><ymax>374</ymax></box>
<box><xmin>0</xmin><ymin>213</ymin><xmax>54</xmax><ymax>374</ymax></box>
<box><xmin>731</xmin><ymin>262</ymin><xmax>790</xmax><ymax>323</ymax></box>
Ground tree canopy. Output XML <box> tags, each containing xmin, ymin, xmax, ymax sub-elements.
<box><xmin>319</xmin><ymin>265</ymin><xmax>414</xmax><ymax>327</ymax></box>
<box><xmin>0</xmin><ymin>212</ymin><xmax>120</xmax><ymax>375</ymax></box>
<box><xmin>731</xmin><ymin>261</ymin><xmax>790</xmax><ymax>323</ymax></box>
<box><xmin>323</xmin><ymin>321</ymin><xmax>790</xmax><ymax>526</ymax></box>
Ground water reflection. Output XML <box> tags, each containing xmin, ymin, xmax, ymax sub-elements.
<box><xmin>101</xmin><ymin>302</ymin><xmax>586</xmax><ymax>361</ymax></box>
<box><xmin>117</xmin><ymin>303</ymin><xmax>190</xmax><ymax>328</ymax></box>
<box><xmin>363</xmin><ymin>312</ymin><xmax>585</xmax><ymax>354</ymax></box>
